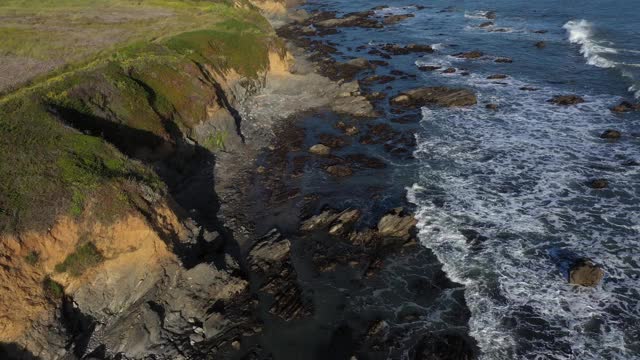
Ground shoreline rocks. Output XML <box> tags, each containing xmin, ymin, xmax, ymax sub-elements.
<box><xmin>549</xmin><ymin>95</ymin><xmax>585</xmax><ymax>106</ymax></box>
<box><xmin>390</xmin><ymin>87</ymin><xmax>477</xmax><ymax>107</ymax></box>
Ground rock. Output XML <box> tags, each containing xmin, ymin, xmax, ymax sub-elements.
<box><xmin>610</xmin><ymin>100</ymin><xmax>640</xmax><ymax>113</ymax></box>
<box><xmin>362</xmin><ymin>74</ymin><xmax>395</xmax><ymax>84</ymax></box>
<box><xmin>326</xmin><ymin>165</ymin><xmax>354</xmax><ymax>177</ymax></box>
<box><xmin>600</xmin><ymin>130</ymin><xmax>621</xmax><ymax>139</ymax></box>
<box><xmin>382</xmin><ymin>14</ymin><xmax>415</xmax><ymax>25</ymax></box>
<box><xmin>366</xmin><ymin>320</ymin><xmax>389</xmax><ymax>341</ymax></box>
<box><xmin>549</xmin><ymin>95</ymin><xmax>585</xmax><ymax>106</ymax></box>
<box><xmin>318</xmin><ymin>133</ymin><xmax>349</xmax><ymax>149</ymax></box>
<box><xmin>300</xmin><ymin>210</ymin><xmax>340</xmax><ymax>231</ymax></box>
<box><xmin>479</xmin><ymin>21</ymin><xmax>494</xmax><ymax>28</ymax></box>
<box><xmin>377</xmin><ymin>208</ymin><xmax>417</xmax><ymax>241</ymax></box>
<box><xmin>485</xmin><ymin>103</ymin><xmax>498</xmax><ymax>110</ymax></box>
<box><xmin>390</xmin><ymin>87</ymin><xmax>477</xmax><ymax>107</ymax></box>
<box><xmin>315</xmin><ymin>13</ymin><xmax>382</xmax><ymax>29</ymax></box>
<box><xmin>349</xmin><ymin>228</ymin><xmax>378</xmax><ymax>246</ymax></box>
<box><xmin>247</xmin><ymin>229</ymin><xmax>291</xmax><ymax>273</ymax></box>
<box><xmin>309</xmin><ymin>144</ymin><xmax>331</xmax><ymax>156</ymax></box>
<box><xmin>533</xmin><ymin>29</ymin><xmax>548</xmax><ymax>34</ymax></box>
<box><xmin>336</xmin><ymin>121</ymin><xmax>359</xmax><ymax>136</ymax></box>
<box><xmin>569</xmin><ymin>259</ymin><xmax>604</xmax><ymax>287</ymax></box>
<box><xmin>442</xmin><ymin>67</ymin><xmax>456</xmax><ymax>74</ymax></box>
<box><xmin>589</xmin><ymin>179</ymin><xmax>608</xmax><ymax>189</ymax></box>
<box><xmin>332</xmin><ymin>95</ymin><xmax>378</xmax><ymax>118</ymax></box>
<box><xmin>453</xmin><ymin>51</ymin><xmax>483</xmax><ymax>59</ymax></box>
<box><xmin>346</xmin><ymin>57</ymin><xmax>372</xmax><ymax>69</ymax></box>
<box><xmin>328</xmin><ymin>209</ymin><xmax>361</xmax><ymax>236</ymax></box>
<box><xmin>418</xmin><ymin>65</ymin><xmax>442</xmax><ymax>71</ymax></box>
<box><xmin>460</xmin><ymin>229</ymin><xmax>488</xmax><ymax>247</ymax></box>
<box><xmin>494</xmin><ymin>57</ymin><xmax>513</xmax><ymax>63</ymax></box>
<box><xmin>519</xmin><ymin>86</ymin><xmax>538</xmax><ymax>91</ymax></box>
<box><xmin>231</xmin><ymin>340</ymin><xmax>241</xmax><ymax>350</ymax></box>
<box><xmin>487</xmin><ymin>74</ymin><xmax>508</xmax><ymax>80</ymax></box>
<box><xmin>381</xmin><ymin>43</ymin><xmax>433</xmax><ymax>55</ymax></box>
<box><xmin>535</xmin><ymin>41</ymin><xmax>546</xmax><ymax>48</ymax></box>
<box><xmin>484</xmin><ymin>11</ymin><xmax>497</xmax><ymax>19</ymax></box>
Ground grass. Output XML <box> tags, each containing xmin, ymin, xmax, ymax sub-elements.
<box><xmin>0</xmin><ymin>0</ymin><xmax>271</xmax><ymax>93</ymax></box>
<box><xmin>0</xmin><ymin>0</ymin><xmax>278</xmax><ymax>234</ymax></box>
<box><xmin>43</xmin><ymin>276</ymin><xmax>64</xmax><ymax>299</ymax></box>
<box><xmin>25</xmin><ymin>250</ymin><xmax>40</xmax><ymax>266</ymax></box>
<box><xmin>54</xmin><ymin>242</ymin><xmax>104</xmax><ymax>277</ymax></box>
<box><xmin>204</xmin><ymin>131</ymin><xmax>228</xmax><ymax>151</ymax></box>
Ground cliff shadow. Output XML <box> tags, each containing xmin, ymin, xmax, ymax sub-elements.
<box><xmin>49</xmin><ymin>104</ymin><xmax>234</xmax><ymax>268</ymax></box>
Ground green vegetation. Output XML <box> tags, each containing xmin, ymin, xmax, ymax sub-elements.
<box><xmin>0</xmin><ymin>0</ymin><xmax>278</xmax><ymax>234</ymax></box>
<box><xmin>25</xmin><ymin>250</ymin><xmax>40</xmax><ymax>265</ymax></box>
<box><xmin>43</xmin><ymin>276</ymin><xmax>64</xmax><ymax>299</ymax></box>
<box><xmin>0</xmin><ymin>0</ymin><xmax>272</xmax><ymax>93</ymax></box>
<box><xmin>204</xmin><ymin>131</ymin><xmax>228</xmax><ymax>151</ymax></box>
<box><xmin>54</xmin><ymin>242</ymin><xmax>104</xmax><ymax>277</ymax></box>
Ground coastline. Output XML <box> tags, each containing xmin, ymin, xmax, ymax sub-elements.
<box><xmin>0</xmin><ymin>0</ymin><xmax>475</xmax><ymax>358</ymax></box>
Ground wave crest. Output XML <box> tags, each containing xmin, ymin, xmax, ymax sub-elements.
<box><xmin>563</xmin><ymin>20</ymin><xmax>617</xmax><ymax>68</ymax></box>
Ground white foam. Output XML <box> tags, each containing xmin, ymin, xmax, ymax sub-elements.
<box><xmin>464</xmin><ymin>10</ymin><xmax>493</xmax><ymax>20</ymax></box>
<box><xmin>408</xmin><ymin>67</ymin><xmax>640</xmax><ymax>359</ymax></box>
<box><xmin>563</xmin><ymin>20</ymin><xmax>617</xmax><ymax>68</ymax></box>
<box><xmin>431</xmin><ymin>43</ymin><xmax>445</xmax><ymax>51</ymax></box>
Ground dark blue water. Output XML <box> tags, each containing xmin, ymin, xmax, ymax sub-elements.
<box><xmin>303</xmin><ymin>0</ymin><xmax>640</xmax><ymax>358</ymax></box>
<box><xmin>397</xmin><ymin>1</ymin><xmax>640</xmax><ymax>359</ymax></box>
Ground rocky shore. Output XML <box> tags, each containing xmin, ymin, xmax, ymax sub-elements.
<box><xmin>0</xmin><ymin>1</ymin><xmax>476</xmax><ymax>359</ymax></box>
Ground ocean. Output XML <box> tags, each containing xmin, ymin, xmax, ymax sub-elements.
<box><xmin>304</xmin><ymin>0</ymin><xmax>640</xmax><ymax>358</ymax></box>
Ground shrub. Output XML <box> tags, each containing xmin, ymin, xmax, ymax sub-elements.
<box><xmin>54</xmin><ymin>242</ymin><xmax>104</xmax><ymax>277</ymax></box>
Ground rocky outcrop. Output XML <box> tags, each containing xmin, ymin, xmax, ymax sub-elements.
<box><xmin>248</xmin><ymin>229</ymin><xmax>312</xmax><ymax>321</ymax></box>
<box><xmin>391</xmin><ymin>87</ymin><xmax>477</xmax><ymax>107</ymax></box>
<box><xmin>569</xmin><ymin>259</ymin><xmax>604</xmax><ymax>287</ymax></box>
<box><xmin>610</xmin><ymin>100</ymin><xmax>640</xmax><ymax>113</ymax></box>
<box><xmin>377</xmin><ymin>208</ymin><xmax>417</xmax><ymax>241</ymax></box>
<box><xmin>454</xmin><ymin>51</ymin><xmax>484</xmax><ymax>59</ymax></box>
<box><xmin>549</xmin><ymin>95</ymin><xmax>585</xmax><ymax>106</ymax></box>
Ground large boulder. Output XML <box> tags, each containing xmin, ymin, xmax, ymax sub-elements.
<box><xmin>569</xmin><ymin>259</ymin><xmax>604</xmax><ymax>287</ymax></box>
<box><xmin>390</xmin><ymin>87</ymin><xmax>477</xmax><ymax>107</ymax></box>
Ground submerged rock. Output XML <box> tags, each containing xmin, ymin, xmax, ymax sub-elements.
<box><xmin>600</xmin><ymin>129</ymin><xmax>621</xmax><ymax>139</ymax></box>
<box><xmin>494</xmin><ymin>57</ymin><xmax>513</xmax><ymax>63</ymax></box>
<box><xmin>442</xmin><ymin>67</ymin><xmax>456</xmax><ymax>73</ymax></box>
<box><xmin>535</xmin><ymin>41</ymin><xmax>546</xmax><ymax>48</ymax></box>
<box><xmin>610</xmin><ymin>100</ymin><xmax>640</xmax><ymax>113</ymax></box>
<box><xmin>453</xmin><ymin>51</ymin><xmax>484</xmax><ymax>59</ymax></box>
<box><xmin>479</xmin><ymin>21</ymin><xmax>494</xmax><ymax>28</ymax></box>
<box><xmin>485</xmin><ymin>103</ymin><xmax>498</xmax><ymax>110</ymax></box>
<box><xmin>381</xmin><ymin>43</ymin><xmax>434</xmax><ymax>55</ymax></box>
<box><xmin>382</xmin><ymin>13</ymin><xmax>415</xmax><ymax>25</ymax></box>
<box><xmin>569</xmin><ymin>259</ymin><xmax>604</xmax><ymax>287</ymax></box>
<box><xmin>487</xmin><ymin>74</ymin><xmax>508</xmax><ymax>80</ymax></box>
<box><xmin>413</xmin><ymin>333</ymin><xmax>476</xmax><ymax>360</ymax></box>
<box><xmin>589</xmin><ymin>179</ymin><xmax>609</xmax><ymax>189</ymax></box>
<box><xmin>549</xmin><ymin>95</ymin><xmax>585</xmax><ymax>106</ymax></box>
<box><xmin>326</xmin><ymin>165</ymin><xmax>354</xmax><ymax>177</ymax></box>
<box><xmin>390</xmin><ymin>87</ymin><xmax>477</xmax><ymax>107</ymax></box>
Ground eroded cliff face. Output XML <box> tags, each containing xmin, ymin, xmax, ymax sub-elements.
<box><xmin>0</xmin><ymin>36</ymin><xmax>293</xmax><ymax>358</ymax></box>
